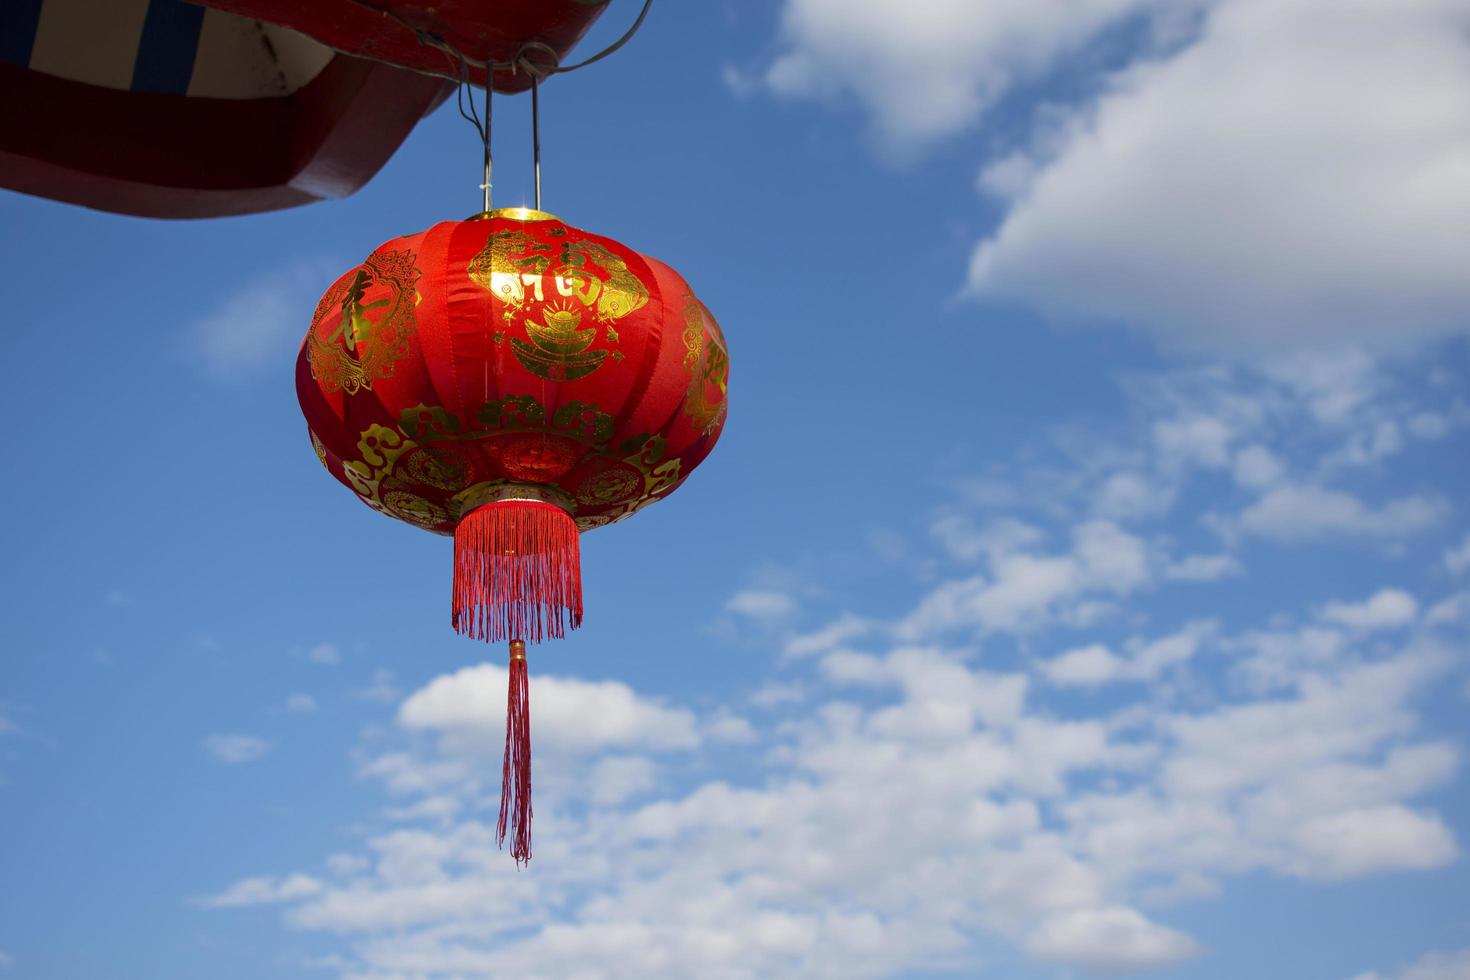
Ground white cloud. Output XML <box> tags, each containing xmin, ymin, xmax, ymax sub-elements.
<box><xmin>755</xmin><ymin>0</ymin><xmax>1180</xmax><ymax>151</ymax></box>
<box><xmin>1329</xmin><ymin>420</ymin><xmax>1406</xmax><ymax>469</ymax></box>
<box><xmin>216</xmin><ymin>626</ymin><xmax>1458</xmax><ymax>977</ymax></box>
<box><xmin>783</xmin><ymin>614</ymin><xmax>871</xmax><ymax>658</ymax></box>
<box><xmin>1155</xmin><ymin>415</ymin><xmax>1234</xmax><ymax>469</ymax></box>
<box><xmin>725</xmin><ymin>589</ymin><xmax>798</xmax><ymax>621</ymax></box>
<box><xmin>1320</xmin><ymin>589</ymin><xmax>1419</xmax><ymax>631</ymax></box>
<box><xmin>1158</xmin><ymin>652</ymin><xmax>1447</xmax><ymax>801</ymax></box>
<box><xmin>209</xmin><ymin>672</ymin><xmax>1453</xmax><ymax>976</ymax></box>
<box><xmin>1166</xmin><ymin>552</ymin><xmax>1242</xmax><ymax>582</ymax></box>
<box><xmin>1264</xmin><ymin>349</ymin><xmax>1382</xmax><ymax>426</ymax></box>
<box><xmin>1406</xmin><ymin>412</ymin><xmax>1450</xmax><ymax>441</ymax></box>
<box><xmin>967</xmin><ymin>0</ymin><xmax>1470</xmax><ymax>353</ymax></box>
<box><xmin>202</xmin><ymin>734</ymin><xmax>271</xmax><ymax>765</ymax></box>
<box><xmin>1228</xmin><ymin>624</ymin><xmax>1349</xmax><ymax>693</ymax></box>
<box><xmin>706</xmin><ymin>710</ymin><xmax>757</xmax><ymax>745</ymax></box>
<box><xmin>1232</xmin><ymin>445</ymin><xmax>1284</xmax><ymax>489</ymax></box>
<box><xmin>1238</xmin><ymin>485</ymin><xmax>1446</xmax><ymax>542</ymax></box>
<box><xmin>1129</xmin><ymin>622</ymin><xmax>1214</xmax><ymax>678</ymax></box>
<box><xmin>383</xmin><ymin>795</ymin><xmax>462</xmax><ymax>824</ymax></box>
<box><xmin>1352</xmin><ymin>947</ymin><xmax>1470</xmax><ymax>980</ymax></box>
<box><xmin>354</xmin><ymin>668</ymin><xmax>401</xmax><ymax>704</ymax></box>
<box><xmin>283</xmin><ymin>693</ymin><xmax>318</xmax><ymax>714</ymax></box>
<box><xmin>198</xmin><ymin>874</ymin><xmax>324</xmax><ymax>908</ymax></box>
<box><xmin>305</xmin><ymin>642</ymin><xmax>341</xmax><ymax>666</ymax></box>
<box><xmin>398</xmin><ymin>664</ymin><xmax>701</xmax><ymax>754</ymax></box>
<box><xmin>1426</xmin><ymin>592</ymin><xmax>1470</xmax><ymax>628</ymax></box>
<box><xmin>1290</xmin><ymin>805</ymin><xmax>1458</xmax><ymax>880</ymax></box>
<box><xmin>903</xmin><ymin>520</ymin><xmax>1151</xmax><ymax>636</ymax></box>
<box><xmin>589</xmin><ymin>756</ymin><xmax>658</xmax><ymax>806</ymax></box>
<box><xmin>326</xmin><ymin>853</ymin><xmax>370</xmax><ymax>876</ymax></box>
<box><xmin>1094</xmin><ymin>471</ymin><xmax>1175</xmax><ymax>521</ymax></box>
<box><xmin>1024</xmin><ymin>905</ymin><xmax>1203</xmax><ymax>970</ymax></box>
<box><xmin>194</xmin><ymin>260</ymin><xmax>339</xmax><ymax>379</ymax></box>
<box><xmin>1445</xmin><ymin>532</ymin><xmax>1470</xmax><ymax>575</ymax></box>
<box><xmin>1045</xmin><ymin>623</ymin><xmax>1213</xmax><ymax>687</ymax></box>
<box><xmin>1043</xmin><ymin>644</ymin><xmax>1123</xmax><ymax>686</ymax></box>
<box><xmin>931</xmin><ymin>514</ymin><xmax>1045</xmax><ymax>564</ymax></box>
<box><xmin>749</xmin><ymin>682</ymin><xmax>806</xmax><ymax>708</ymax></box>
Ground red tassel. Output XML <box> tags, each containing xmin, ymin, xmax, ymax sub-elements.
<box><xmin>499</xmin><ymin>640</ymin><xmax>533</xmax><ymax>865</ymax></box>
<box><xmin>453</xmin><ymin>496</ymin><xmax>578</xmax><ymax>865</ymax></box>
<box><xmin>452</xmin><ymin>498</ymin><xmax>582</xmax><ymax>644</ymax></box>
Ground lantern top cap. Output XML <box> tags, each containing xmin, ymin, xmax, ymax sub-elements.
<box><xmin>465</xmin><ymin>207</ymin><xmax>561</xmax><ymax>224</ymax></box>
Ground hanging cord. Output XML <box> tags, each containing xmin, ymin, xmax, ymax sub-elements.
<box><xmin>531</xmin><ymin>76</ymin><xmax>542</xmax><ymax>211</ymax></box>
<box><xmin>431</xmin><ymin>0</ymin><xmax>652</xmax><ymax>209</ymax></box>
<box><xmin>455</xmin><ymin>54</ymin><xmax>493</xmax><ymax>210</ymax></box>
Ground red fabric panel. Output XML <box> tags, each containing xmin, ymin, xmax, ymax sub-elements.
<box><xmin>194</xmin><ymin>0</ymin><xmax>608</xmax><ymax>92</ymax></box>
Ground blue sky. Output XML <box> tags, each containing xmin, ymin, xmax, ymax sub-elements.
<box><xmin>3</xmin><ymin>1</ymin><xmax>1470</xmax><ymax>978</ymax></box>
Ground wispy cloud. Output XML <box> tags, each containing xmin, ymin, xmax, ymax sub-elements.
<box><xmin>1319</xmin><ymin>589</ymin><xmax>1419</xmax><ymax>632</ymax></box>
<box><xmin>196</xmin><ymin>874</ymin><xmax>323</xmax><ymax>908</ymax></box>
<box><xmin>304</xmin><ymin>642</ymin><xmax>341</xmax><ymax>666</ymax></box>
<box><xmin>1446</xmin><ymin>532</ymin><xmax>1470</xmax><ymax>575</ymax></box>
<box><xmin>724</xmin><ymin>588</ymin><xmax>798</xmax><ymax>621</ymax></box>
<box><xmin>1236</xmin><ymin>485</ymin><xmax>1447</xmax><ymax>543</ymax></box>
<box><xmin>192</xmin><ymin>260</ymin><xmax>339</xmax><ymax>380</ymax></box>
<box><xmin>281</xmin><ymin>693</ymin><xmax>318</xmax><ymax>714</ymax></box>
<box><xmin>1351</xmin><ymin>946</ymin><xmax>1470</xmax><ymax>980</ymax></box>
<box><xmin>742</xmin><ymin>0</ymin><xmax>1185</xmax><ymax>154</ymax></box>
<box><xmin>202</xmin><ymin>734</ymin><xmax>271</xmax><ymax>765</ymax></box>
<box><xmin>352</xmin><ymin>668</ymin><xmax>400</xmax><ymax>705</ymax></box>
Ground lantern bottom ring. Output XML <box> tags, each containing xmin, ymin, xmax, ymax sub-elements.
<box><xmin>456</xmin><ymin>481</ymin><xmax>576</xmax><ymax>520</ymax></box>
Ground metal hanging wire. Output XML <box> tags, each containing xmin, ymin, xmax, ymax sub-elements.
<box><xmin>350</xmin><ymin>0</ymin><xmax>654</xmax><ymax>81</ymax></box>
<box><xmin>429</xmin><ymin>0</ymin><xmax>653</xmax><ymax>210</ymax></box>
<box><xmin>455</xmin><ymin>54</ymin><xmax>493</xmax><ymax>211</ymax></box>
<box><xmin>531</xmin><ymin>75</ymin><xmax>541</xmax><ymax>211</ymax></box>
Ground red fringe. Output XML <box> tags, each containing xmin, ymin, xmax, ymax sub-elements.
<box><xmin>452</xmin><ymin>499</ymin><xmax>583</xmax><ymax>644</ymax></box>
<box><xmin>499</xmin><ymin>651</ymin><xmax>533</xmax><ymax>866</ymax></box>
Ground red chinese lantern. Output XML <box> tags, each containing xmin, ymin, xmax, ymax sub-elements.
<box><xmin>296</xmin><ymin>207</ymin><xmax>729</xmax><ymax>863</ymax></box>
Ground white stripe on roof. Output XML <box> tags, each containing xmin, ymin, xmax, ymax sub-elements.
<box><xmin>29</xmin><ymin>0</ymin><xmax>149</xmax><ymax>90</ymax></box>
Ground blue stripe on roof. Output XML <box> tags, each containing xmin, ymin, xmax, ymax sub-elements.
<box><xmin>131</xmin><ymin>0</ymin><xmax>204</xmax><ymax>94</ymax></box>
<box><xmin>0</xmin><ymin>0</ymin><xmax>45</xmax><ymax>67</ymax></box>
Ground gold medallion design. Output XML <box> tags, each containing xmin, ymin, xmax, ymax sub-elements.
<box><xmin>575</xmin><ymin>464</ymin><xmax>640</xmax><ymax>505</ymax></box>
<box><xmin>310</xmin><ymin>430</ymin><xmax>329</xmax><ymax>468</ymax></box>
<box><xmin>468</xmin><ymin>229</ymin><xmax>648</xmax><ymax>382</ymax></box>
<box><xmin>307</xmin><ymin>249</ymin><xmax>421</xmax><ymax>394</ymax></box>
<box><xmin>383</xmin><ymin>490</ymin><xmax>448</xmax><ymax>529</ymax></box>
<box><xmin>335</xmin><ymin>393</ymin><xmax>683</xmax><ymax>535</ymax></box>
<box><xmin>401</xmin><ymin>449</ymin><xmax>469</xmax><ymax>491</ymax></box>
<box><xmin>680</xmin><ymin>294</ymin><xmax>730</xmax><ymax>435</ymax></box>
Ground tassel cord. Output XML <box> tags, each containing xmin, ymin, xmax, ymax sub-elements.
<box><xmin>498</xmin><ymin>642</ymin><xmax>533</xmax><ymax>865</ymax></box>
